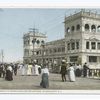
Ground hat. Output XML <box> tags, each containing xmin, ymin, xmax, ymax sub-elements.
<box><xmin>62</xmin><ymin>59</ymin><xmax>66</xmax><ymax>62</ymax></box>
<box><xmin>34</xmin><ymin>60</ymin><xmax>37</xmax><ymax>63</ymax></box>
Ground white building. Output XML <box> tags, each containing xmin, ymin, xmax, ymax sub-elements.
<box><xmin>23</xmin><ymin>10</ymin><xmax>100</xmax><ymax>72</ymax></box>
<box><xmin>65</xmin><ymin>10</ymin><xmax>100</xmax><ymax>67</ymax></box>
<box><xmin>23</xmin><ymin>28</ymin><xmax>47</xmax><ymax>64</ymax></box>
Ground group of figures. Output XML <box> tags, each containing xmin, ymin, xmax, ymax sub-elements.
<box><xmin>0</xmin><ymin>62</ymin><xmax>49</xmax><ymax>88</ymax></box>
<box><xmin>18</xmin><ymin>63</ymin><xmax>50</xmax><ymax>88</ymax></box>
<box><xmin>0</xmin><ymin>60</ymin><xmax>90</xmax><ymax>89</ymax></box>
<box><xmin>0</xmin><ymin>63</ymin><xmax>15</xmax><ymax>81</ymax></box>
<box><xmin>19</xmin><ymin>63</ymin><xmax>41</xmax><ymax>76</ymax></box>
<box><xmin>60</xmin><ymin>60</ymin><xmax>89</xmax><ymax>82</ymax></box>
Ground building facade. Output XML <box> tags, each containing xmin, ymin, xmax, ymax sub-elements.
<box><xmin>23</xmin><ymin>10</ymin><xmax>100</xmax><ymax>72</ymax></box>
<box><xmin>34</xmin><ymin>39</ymin><xmax>66</xmax><ymax>72</ymax></box>
<box><xmin>65</xmin><ymin>10</ymin><xmax>100</xmax><ymax>67</ymax></box>
<box><xmin>23</xmin><ymin>29</ymin><xmax>47</xmax><ymax>64</ymax></box>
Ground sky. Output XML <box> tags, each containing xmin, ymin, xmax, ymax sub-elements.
<box><xmin>0</xmin><ymin>8</ymin><xmax>100</xmax><ymax>63</ymax></box>
<box><xmin>0</xmin><ymin>8</ymin><xmax>76</xmax><ymax>63</ymax></box>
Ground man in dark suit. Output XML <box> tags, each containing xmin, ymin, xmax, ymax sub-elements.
<box><xmin>0</xmin><ymin>64</ymin><xmax>3</xmax><ymax>78</ymax></box>
<box><xmin>83</xmin><ymin>63</ymin><xmax>89</xmax><ymax>77</ymax></box>
<box><xmin>60</xmin><ymin>60</ymin><xmax>67</xmax><ymax>82</ymax></box>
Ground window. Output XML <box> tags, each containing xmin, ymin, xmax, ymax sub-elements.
<box><xmin>97</xmin><ymin>26</ymin><xmax>100</xmax><ymax>32</ymax></box>
<box><xmin>24</xmin><ymin>40</ymin><xmax>26</xmax><ymax>46</ymax></box>
<box><xmin>54</xmin><ymin>48</ymin><xmax>57</xmax><ymax>53</ymax></box>
<box><xmin>89</xmin><ymin>56</ymin><xmax>97</xmax><ymax>62</ymax></box>
<box><xmin>91</xmin><ymin>25</ymin><xmax>96</xmax><ymax>32</ymax></box>
<box><xmin>71</xmin><ymin>42</ymin><xmax>75</xmax><ymax>50</ymax></box>
<box><xmin>76</xmin><ymin>24</ymin><xmax>80</xmax><ymax>30</ymax></box>
<box><xmin>58</xmin><ymin>48</ymin><xmax>61</xmax><ymax>52</ymax></box>
<box><xmin>45</xmin><ymin>50</ymin><xmax>48</xmax><ymax>54</ymax></box>
<box><xmin>98</xmin><ymin>42</ymin><xmax>100</xmax><ymax>49</ymax></box>
<box><xmin>67</xmin><ymin>27</ymin><xmax>70</xmax><ymax>33</ymax></box>
<box><xmin>62</xmin><ymin>47</ymin><xmax>65</xmax><ymax>52</ymax></box>
<box><xmin>67</xmin><ymin>43</ymin><xmax>70</xmax><ymax>50</ymax></box>
<box><xmin>39</xmin><ymin>50</ymin><xmax>41</xmax><ymax>55</ymax></box>
<box><xmin>76</xmin><ymin>41</ymin><xmax>79</xmax><ymax>49</ymax></box>
<box><xmin>36</xmin><ymin>51</ymin><xmax>39</xmax><ymax>55</ymax></box>
<box><xmin>40</xmin><ymin>50</ymin><xmax>41</xmax><ymax>55</ymax></box>
<box><xmin>71</xmin><ymin>26</ymin><xmax>75</xmax><ymax>32</ymax></box>
<box><xmin>85</xmin><ymin>24</ymin><xmax>89</xmax><ymax>31</ymax></box>
<box><xmin>86</xmin><ymin>42</ymin><xmax>89</xmax><ymax>49</ymax></box>
<box><xmin>49</xmin><ymin>49</ymin><xmax>52</xmax><ymax>53</ymax></box>
<box><xmin>70</xmin><ymin>56</ymin><xmax>78</xmax><ymax>62</ymax></box>
<box><xmin>91</xmin><ymin>42</ymin><xmax>96</xmax><ymax>49</ymax></box>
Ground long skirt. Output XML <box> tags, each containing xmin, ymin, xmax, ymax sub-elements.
<box><xmin>27</xmin><ymin>68</ymin><xmax>32</xmax><ymax>75</ymax></box>
<box><xmin>83</xmin><ymin>69</ymin><xmax>87</xmax><ymax>77</ymax></box>
<box><xmin>5</xmin><ymin>70</ymin><xmax>13</xmax><ymax>81</ymax></box>
<box><xmin>75</xmin><ymin>69</ymin><xmax>82</xmax><ymax>77</ymax></box>
<box><xmin>35</xmin><ymin>67</ymin><xmax>39</xmax><ymax>75</ymax></box>
<box><xmin>40</xmin><ymin>73</ymin><xmax>49</xmax><ymax>88</ymax></box>
<box><xmin>21</xmin><ymin>67</ymin><xmax>26</xmax><ymax>76</ymax></box>
<box><xmin>68</xmin><ymin>70</ymin><xmax>75</xmax><ymax>82</ymax></box>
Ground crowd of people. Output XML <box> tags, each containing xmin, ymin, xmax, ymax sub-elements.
<box><xmin>0</xmin><ymin>62</ymin><xmax>49</xmax><ymax>88</ymax></box>
<box><xmin>0</xmin><ymin>60</ymin><xmax>90</xmax><ymax>89</ymax></box>
<box><xmin>60</xmin><ymin>60</ymin><xmax>89</xmax><ymax>82</ymax></box>
<box><xmin>0</xmin><ymin>63</ymin><xmax>14</xmax><ymax>81</ymax></box>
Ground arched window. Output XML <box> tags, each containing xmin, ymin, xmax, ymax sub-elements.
<box><xmin>91</xmin><ymin>25</ymin><xmax>96</xmax><ymax>32</ymax></box>
<box><xmin>97</xmin><ymin>26</ymin><xmax>100</xmax><ymax>32</ymax></box>
<box><xmin>85</xmin><ymin>24</ymin><xmax>89</xmax><ymax>31</ymax></box>
<box><xmin>49</xmin><ymin>49</ymin><xmax>52</xmax><ymax>54</ymax></box>
<box><xmin>54</xmin><ymin>48</ymin><xmax>57</xmax><ymax>53</ymax></box>
<box><xmin>36</xmin><ymin>51</ymin><xmax>39</xmax><ymax>55</ymax></box>
<box><xmin>67</xmin><ymin>43</ymin><xmax>70</xmax><ymax>50</ymax></box>
<box><xmin>71</xmin><ymin>26</ymin><xmax>75</xmax><ymax>32</ymax></box>
<box><xmin>67</xmin><ymin>27</ymin><xmax>70</xmax><ymax>33</ymax></box>
<box><xmin>71</xmin><ymin>42</ymin><xmax>75</xmax><ymax>50</ymax></box>
<box><xmin>76</xmin><ymin>24</ymin><xmax>80</xmax><ymax>30</ymax></box>
<box><xmin>36</xmin><ymin>40</ymin><xmax>40</xmax><ymax>45</ymax></box>
<box><xmin>58</xmin><ymin>48</ymin><xmax>61</xmax><ymax>52</ymax></box>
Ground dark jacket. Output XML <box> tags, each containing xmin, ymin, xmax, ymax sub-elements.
<box><xmin>60</xmin><ymin>64</ymin><xmax>67</xmax><ymax>74</ymax></box>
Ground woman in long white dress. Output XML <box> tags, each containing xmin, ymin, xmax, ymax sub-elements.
<box><xmin>21</xmin><ymin>64</ymin><xmax>27</xmax><ymax>76</ymax></box>
<box><xmin>34</xmin><ymin>64</ymin><xmax>41</xmax><ymax>76</ymax></box>
<box><xmin>68</xmin><ymin>63</ymin><xmax>76</xmax><ymax>82</ymax></box>
<box><xmin>27</xmin><ymin>63</ymin><xmax>32</xmax><ymax>75</ymax></box>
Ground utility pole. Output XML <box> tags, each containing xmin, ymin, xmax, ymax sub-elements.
<box><xmin>30</xmin><ymin>28</ymin><xmax>38</xmax><ymax>63</ymax></box>
<box><xmin>1</xmin><ymin>50</ymin><xmax>4</xmax><ymax>64</ymax></box>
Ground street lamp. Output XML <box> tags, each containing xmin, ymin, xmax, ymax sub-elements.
<box><xmin>30</xmin><ymin>28</ymin><xmax>39</xmax><ymax>63</ymax></box>
<box><xmin>41</xmin><ymin>40</ymin><xmax>45</xmax><ymax>66</ymax></box>
<box><xmin>32</xmin><ymin>38</ymin><xmax>36</xmax><ymax>63</ymax></box>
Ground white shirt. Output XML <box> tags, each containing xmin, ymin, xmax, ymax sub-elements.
<box><xmin>7</xmin><ymin>66</ymin><xmax>13</xmax><ymax>72</ymax></box>
<box><xmin>35</xmin><ymin>64</ymin><xmax>41</xmax><ymax>68</ymax></box>
<box><xmin>41</xmin><ymin>68</ymin><xmax>49</xmax><ymax>75</ymax></box>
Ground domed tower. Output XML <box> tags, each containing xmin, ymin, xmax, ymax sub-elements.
<box><xmin>23</xmin><ymin>28</ymin><xmax>47</xmax><ymax>64</ymax></box>
<box><xmin>64</xmin><ymin>10</ymin><xmax>100</xmax><ymax>66</ymax></box>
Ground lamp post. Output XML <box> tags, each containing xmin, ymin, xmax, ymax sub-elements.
<box><xmin>32</xmin><ymin>38</ymin><xmax>36</xmax><ymax>63</ymax></box>
<box><xmin>41</xmin><ymin>40</ymin><xmax>45</xmax><ymax>66</ymax></box>
<box><xmin>30</xmin><ymin>28</ymin><xmax>39</xmax><ymax>63</ymax></box>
